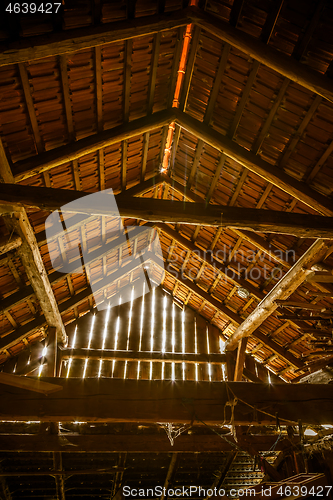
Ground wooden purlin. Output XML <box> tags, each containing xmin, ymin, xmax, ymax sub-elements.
<box><xmin>3</xmin><ymin>184</ymin><xmax>333</xmax><ymax>238</ymax></box>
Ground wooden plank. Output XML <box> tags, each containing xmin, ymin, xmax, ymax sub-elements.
<box><xmin>204</xmin><ymin>44</ymin><xmax>230</xmax><ymax>124</ymax></box>
<box><xmin>0</xmin><ymin>373</ymin><xmax>62</xmax><ymax>395</ymax></box>
<box><xmin>2</xmin><ymin>378</ymin><xmax>333</xmax><ymax>425</ymax></box>
<box><xmin>174</xmin><ymin>110</ymin><xmax>333</xmax><ymax>216</ymax></box>
<box><xmin>225</xmin><ymin>239</ymin><xmax>331</xmax><ymax>351</ymax></box>
<box><xmin>191</xmin><ymin>7</ymin><xmax>333</xmax><ymax>103</ymax></box>
<box><xmin>3</xmin><ymin>184</ymin><xmax>333</xmax><ymax>238</ymax></box>
<box><xmin>60</xmin><ymin>347</ymin><xmax>227</xmax><ymax>365</ymax></box>
<box><xmin>0</xmin><ymin>10</ymin><xmax>191</xmax><ymax>66</ymax></box>
<box><xmin>13</xmin><ymin>109</ymin><xmax>176</xmax><ymax>182</ymax></box>
<box><xmin>123</xmin><ymin>39</ymin><xmax>132</xmax><ymax>122</ymax></box>
<box><xmin>0</xmin><ymin>235</ymin><xmax>22</xmax><ymax>255</ymax></box>
<box><xmin>147</xmin><ymin>33</ymin><xmax>161</xmax><ymax>114</ymax></box>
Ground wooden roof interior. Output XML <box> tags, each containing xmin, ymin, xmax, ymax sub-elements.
<box><xmin>1</xmin><ymin>0</ymin><xmax>333</xmax><ymax>497</ymax></box>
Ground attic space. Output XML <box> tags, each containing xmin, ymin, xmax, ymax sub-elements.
<box><xmin>1</xmin><ymin>0</ymin><xmax>333</xmax><ymax>498</ymax></box>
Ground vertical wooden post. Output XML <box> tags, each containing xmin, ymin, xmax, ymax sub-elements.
<box><xmin>45</xmin><ymin>327</ymin><xmax>57</xmax><ymax>378</ymax></box>
<box><xmin>234</xmin><ymin>337</ymin><xmax>248</xmax><ymax>381</ymax></box>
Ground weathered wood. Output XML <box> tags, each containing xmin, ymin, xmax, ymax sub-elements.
<box><xmin>225</xmin><ymin>239</ymin><xmax>331</xmax><ymax>351</ymax></box>
<box><xmin>191</xmin><ymin>7</ymin><xmax>333</xmax><ymax>103</ymax></box>
<box><xmin>2</xmin><ymin>379</ymin><xmax>333</xmax><ymax>425</ymax></box>
<box><xmin>59</xmin><ymin>347</ymin><xmax>227</xmax><ymax>365</ymax></box>
<box><xmin>174</xmin><ymin>110</ymin><xmax>333</xmax><ymax>216</ymax></box>
<box><xmin>0</xmin><ymin>140</ymin><xmax>67</xmax><ymax>346</ymax></box>
<box><xmin>0</xmin><ymin>373</ymin><xmax>62</xmax><ymax>395</ymax></box>
<box><xmin>162</xmin><ymin>257</ymin><xmax>303</xmax><ymax>369</ymax></box>
<box><xmin>0</xmin><ymin>234</ymin><xmax>22</xmax><ymax>255</ymax></box>
<box><xmin>13</xmin><ymin>109</ymin><xmax>176</xmax><ymax>182</ymax></box>
<box><xmin>2</xmin><ymin>184</ymin><xmax>333</xmax><ymax>238</ymax></box>
<box><xmin>234</xmin><ymin>337</ymin><xmax>248</xmax><ymax>381</ymax></box>
<box><xmin>0</xmin><ymin>432</ymin><xmax>296</xmax><ymax>453</ymax></box>
<box><xmin>0</xmin><ymin>10</ymin><xmax>191</xmax><ymax>66</ymax></box>
<box><xmin>275</xmin><ymin>300</ymin><xmax>328</xmax><ymax>311</ymax></box>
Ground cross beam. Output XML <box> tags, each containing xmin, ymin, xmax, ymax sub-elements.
<box><xmin>1</xmin><ymin>378</ymin><xmax>332</xmax><ymax>425</ymax></box>
<box><xmin>1</xmin><ymin>184</ymin><xmax>333</xmax><ymax>238</ymax></box>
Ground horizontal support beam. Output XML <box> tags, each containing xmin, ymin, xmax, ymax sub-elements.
<box><xmin>13</xmin><ymin>110</ymin><xmax>175</xmax><ymax>182</ymax></box>
<box><xmin>174</xmin><ymin>111</ymin><xmax>333</xmax><ymax>216</ymax></box>
<box><xmin>1</xmin><ymin>378</ymin><xmax>332</xmax><ymax>425</ymax></box>
<box><xmin>225</xmin><ymin>239</ymin><xmax>331</xmax><ymax>351</ymax></box>
<box><xmin>60</xmin><ymin>347</ymin><xmax>227</xmax><ymax>365</ymax></box>
<box><xmin>1</xmin><ymin>184</ymin><xmax>333</xmax><ymax>238</ymax></box>
<box><xmin>0</xmin><ymin>432</ymin><xmax>296</xmax><ymax>453</ymax></box>
<box><xmin>0</xmin><ymin>11</ymin><xmax>190</xmax><ymax>66</ymax></box>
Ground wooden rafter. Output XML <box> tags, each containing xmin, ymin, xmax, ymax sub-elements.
<box><xmin>13</xmin><ymin>109</ymin><xmax>176</xmax><ymax>182</ymax></box>
<box><xmin>191</xmin><ymin>7</ymin><xmax>333</xmax><ymax>103</ymax></box>
<box><xmin>225</xmin><ymin>239</ymin><xmax>332</xmax><ymax>351</ymax></box>
<box><xmin>0</xmin><ymin>10</ymin><xmax>191</xmax><ymax>66</ymax></box>
<box><xmin>174</xmin><ymin>110</ymin><xmax>333</xmax><ymax>216</ymax></box>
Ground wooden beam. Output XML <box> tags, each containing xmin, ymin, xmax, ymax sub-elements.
<box><xmin>0</xmin><ymin>234</ymin><xmax>22</xmax><ymax>255</ymax></box>
<box><xmin>3</xmin><ymin>184</ymin><xmax>333</xmax><ymax>238</ymax></box>
<box><xmin>2</xmin><ymin>378</ymin><xmax>333</xmax><ymax>425</ymax></box>
<box><xmin>162</xmin><ymin>257</ymin><xmax>303</xmax><ymax>369</ymax></box>
<box><xmin>0</xmin><ymin>141</ymin><xmax>67</xmax><ymax>346</ymax></box>
<box><xmin>59</xmin><ymin>347</ymin><xmax>227</xmax><ymax>365</ymax></box>
<box><xmin>0</xmin><ymin>373</ymin><xmax>62</xmax><ymax>395</ymax></box>
<box><xmin>18</xmin><ymin>63</ymin><xmax>43</xmax><ymax>153</ymax></box>
<box><xmin>225</xmin><ymin>239</ymin><xmax>331</xmax><ymax>351</ymax></box>
<box><xmin>234</xmin><ymin>337</ymin><xmax>248</xmax><ymax>381</ymax></box>
<box><xmin>174</xmin><ymin>110</ymin><xmax>333</xmax><ymax>216</ymax></box>
<box><xmin>0</xmin><ymin>10</ymin><xmax>191</xmax><ymax>66</ymax></box>
<box><xmin>190</xmin><ymin>7</ymin><xmax>333</xmax><ymax>103</ymax></box>
<box><xmin>161</xmin><ymin>454</ymin><xmax>177</xmax><ymax>500</ymax></box>
<box><xmin>13</xmin><ymin>109</ymin><xmax>176</xmax><ymax>182</ymax></box>
<box><xmin>0</xmin><ymin>432</ymin><xmax>297</xmax><ymax>453</ymax></box>
<box><xmin>59</xmin><ymin>55</ymin><xmax>75</xmax><ymax>142</ymax></box>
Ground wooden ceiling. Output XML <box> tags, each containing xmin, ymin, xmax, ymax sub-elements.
<box><xmin>1</xmin><ymin>0</ymin><xmax>333</xmax><ymax>381</ymax></box>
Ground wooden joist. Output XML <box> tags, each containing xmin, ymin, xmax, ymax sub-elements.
<box><xmin>174</xmin><ymin>110</ymin><xmax>333</xmax><ymax>216</ymax></box>
<box><xmin>225</xmin><ymin>239</ymin><xmax>331</xmax><ymax>351</ymax></box>
<box><xmin>2</xmin><ymin>378</ymin><xmax>333</xmax><ymax>425</ymax></box>
<box><xmin>12</xmin><ymin>109</ymin><xmax>176</xmax><ymax>182</ymax></box>
<box><xmin>2</xmin><ymin>184</ymin><xmax>333</xmax><ymax>238</ymax></box>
